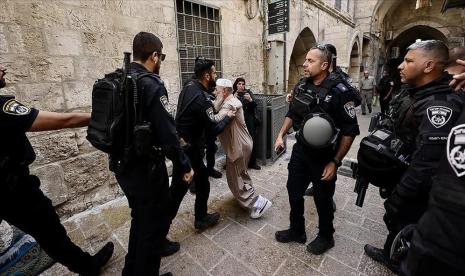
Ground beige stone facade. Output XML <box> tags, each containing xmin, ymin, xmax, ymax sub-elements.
<box><xmin>0</xmin><ymin>0</ymin><xmax>463</xmax><ymax>222</ymax></box>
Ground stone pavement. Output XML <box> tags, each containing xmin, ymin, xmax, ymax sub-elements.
<box><xmin>43</xmin><ymin>108</ymin><xmax>394</xmax><ymax>276</ymax></box>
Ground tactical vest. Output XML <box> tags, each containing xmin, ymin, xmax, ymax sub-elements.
<box><xmin>290</xmin><ymin>78</ymin><xmax>341</xmax><ymax>149</ymax></box>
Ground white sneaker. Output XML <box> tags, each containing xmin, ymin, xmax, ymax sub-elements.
<box><xmin>250</xmin><ymin>195</ymin><xmax>272</xmax><ymax>219</ymax></box>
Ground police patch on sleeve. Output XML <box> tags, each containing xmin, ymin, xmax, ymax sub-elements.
<box><xmin>2</xmin><ymin>99</ymin><xmax>31</xmax><ymax>116</ymax></box>
<box><xmin>159</xmin><ymin>95</ymin><xmax>172</xmax><ymax>113</ymax></box>
<box><xmin>427</xmin><ymin>106</ymin><xmax>452</xmax><ymax>128</ymax></box>
<box><xmin>206</xmin><ymin>107</ymin><xmax>215</xmax><ymax>121</ymax></box>
<box><xmin>344</xmin><ymin>101</ymin><xmax>356</xmax><ymax>118</ymax></box>
<box><xmin>447</xmin><ymin>124</ymin><xmax>465</xmax><ymax>177</ymax></box>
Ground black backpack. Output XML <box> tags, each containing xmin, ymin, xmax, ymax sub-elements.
<box><xmin>87</xmin><ymin>53</ymin><xmax>152</xmax><ymax>172</ymax></box>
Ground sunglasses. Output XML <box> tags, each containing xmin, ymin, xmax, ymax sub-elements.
<box><xmin>154</xmin><ymin>52</ymin><xmax>166</xmax><ymax>61</ymax></box>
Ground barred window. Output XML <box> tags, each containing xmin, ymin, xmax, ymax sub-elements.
<box><xmin>176</xmin><ymin>0</ymin><xmax>222</xmax><ymax>86</ymax></box>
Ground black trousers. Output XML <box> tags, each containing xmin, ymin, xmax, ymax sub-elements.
<box><xmin>115</xmin><ymin>161</ymin><xmax>170</xmax><ymax>276</ymax></box>
<box><xmin>380</xmin><ymin>97</ymin><xmax>391</xmax><ymax>115</ymax></box>
<box><xmin>400</xmin><ymin>243</ymin><xmax>465</xmax><ymax>276</ymax></box>
<box><xmin>168</xmin><ymin>146</ymin><xmax>210</xmax><ymax>226</ymax></box>
<box><xmin>206</xmin><ymin>138</ymin><xmax>217</xmax><ymax>170</ymax></box>
<box><xmin>286</xmin><ymin>141</ymin><xmax>336</xmax><ymax>238</ymax></box>
<box><xmin>0</xmin><ymin>174</ymin><xmax>96</xmax><ymax>275</ymax></box>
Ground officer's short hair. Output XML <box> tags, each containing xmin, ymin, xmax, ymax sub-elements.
<box><xmin>407</xmin><ymin>40</ymin><xmax>449</xmax><ymax>68</ymax></box>
<box><xmin>194</xmin><ymin>56</ymin><xmax>215</xmax><ymax>79</ymax></box>
<box><xmin>133</xmin><ymin>32</ymin><xmax>163</xmax><ymax>62</ymax></box>
<box><xmin>448</xmin><ymin>46</ymin><xmax>465</xmax><ymax>66</ymax></box>
<box><xmin>310</xmin><ymin>45</ymin><xmax>332</xmax><ymax>68</ymax></box>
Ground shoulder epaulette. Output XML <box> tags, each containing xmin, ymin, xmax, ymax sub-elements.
<box><xmin>335</xmin><ymin>83</ymin><xmax>348</xmax><ymax>92</ymax></box>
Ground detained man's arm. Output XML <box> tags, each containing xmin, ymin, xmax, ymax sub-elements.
<box><xmin>321</xmin><ymin>135</ymin><xmax>355</xmax><ymax>181</ymax></box>
<box><xmin>29</xmin><ymin>111</ymin><xmax>90</xmax><ymax>132</ymax></box>
<box><xmin>274</xmin><ymin>117</ymin><xmax>293</xmax><ymax>151</ymax></box>
<box><xmin>450</xmin><ymin>59</ymin><xmax>465</xmax><ymax>91</ymax></box>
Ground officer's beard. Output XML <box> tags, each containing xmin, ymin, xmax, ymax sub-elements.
<box><xmin>153</xmin><ymin>59</ymin><xmax>161</xmax><ymax>75</ymax></box>
<box><xmin>0</xmin><ymin>79</ymin><xmax>5</xmax><ymax>89</ymax></box>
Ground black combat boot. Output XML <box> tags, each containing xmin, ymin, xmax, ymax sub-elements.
<box><xmin>364</xmin><ymin>244</ymin><xmax>399</xmax><ymax>273</ymax></box>
<box><xmin>275</xmin><ymin>229</ymin><xmax>307</xmax><ymax>244</ymax></box>
<box><xmin>160</xmin><ymin>238</ymin><xmax>180</xmax><ymax>257</ymax></box>
<box><xmin>208</xmin><ymin>168</ymin><xmax>222</xmax><ymax>178</ymax></box>
<box><xmin>306</xmin><ymin>235</ymin><xmax>334</xmax><ymax>255</ymax></box>
<box><xmin>85</xmin><ymin>241</ymin><xmax>114</xmax><ymax>276</ymax></box>
<box><xmin>195</xmin><ymin>212</ymin><xmax>220</xmax><ymax>230</ymax></box>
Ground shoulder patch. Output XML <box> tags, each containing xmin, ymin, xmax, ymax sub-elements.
<box><xmin>344</xmin><ymin>101</ymin><xmax>356</xmax><ymax>118</ymax></box>
<box><xmin>2</xmin><ymin>99</ymin><xmax>31</xmax><ymax>115</ymax></box>
<box><xmin>427</xmin><ymin>106</ymin><xmax>452</xmax><ymax>128</ymax></box>
<box><xmin>336</xmin><ymin>83</ymin><xmax>348</xmax><ymax>92</ymax></box>
<box><xmin>206</xmin><ymin>106</ymin><xmax>215</xmax><ymax>121</ymax></box>
<box><xmin>159</xmin><ymin>95</ymin><xmax>172</xmax><ymax>113</ymax></box>
<box><xmin>447</xmin><ymin>123</ymin><xmax>465</xmax><ymax>177</ymax></box>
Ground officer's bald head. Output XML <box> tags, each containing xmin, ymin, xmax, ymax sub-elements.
<box><xmin>407</xmin><ymin>40</ymin><xmax>449</xmax><ymax>71</ymax></box>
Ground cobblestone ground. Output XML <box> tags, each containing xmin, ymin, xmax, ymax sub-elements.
<box><xmin>43</xmin><ymin>107</ymin><xmax>394</xmax><ymax>276</ymax></box>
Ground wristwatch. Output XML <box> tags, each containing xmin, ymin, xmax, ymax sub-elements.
<box><xmin>332</xmin><ymin>157</ymin><xmax>342</xmax><ymax>167</ymax></box>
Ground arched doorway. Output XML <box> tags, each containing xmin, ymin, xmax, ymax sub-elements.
<box><xmin>348</xmin><ymin>41</ymin><xmax>361</xmax><ymax>84</ymax></box>
<box><xmin>288</xmin><ymin>28</ymin><xmax>316</xmax><ymax>92</ymax></box>
<box><xmin>386</xmin><ymin>25</ymin><xmax>447</xmax><ymax>83</ymax></box>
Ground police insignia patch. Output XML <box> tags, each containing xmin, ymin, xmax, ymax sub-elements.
<box><xmin>344</xmin><ymin>101</ymin><xmax>356</xmax><ymax>118</ymax></box>
<box><xmin>206</xmin><ymin>107</ymin><xmax>215</xmax><ymax>121</ymax></box>
<box><xmin>2</xmin><ymin>99</ymin><xmax>31</xmax><ymax>115</ymax></box>
<box><xmin>447</xmin><ymin>124</ymin><xmax>465</xmax><ymax>177</ymax></box>
<box><xmin>159</xmin><ymin>95</ymin><xmax>172</xmax><ymax>113</ymax></box>
<box><xmin>427</xmin><ymin>106</ymin><xmax>452</xmax><ymax>128</ymax></box>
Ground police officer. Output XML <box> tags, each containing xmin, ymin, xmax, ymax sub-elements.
<box><xmin>364</xmin><ymin>40</ymin><xmax>464</xmax><ymax>273</ymax></box>
<box><xmin>305</xmin><ymin>43</ymin><xmax>361</xmax><ymax>198</ymax></box>
<box><xmin>168</xmin><ymin>57</ymin><xmax>234</xmax><ymax>231</ymax></box>
<box><xmin>113</xmin><ymin>32</ymin><xmax>193</xmax><ymax>276</ymax></box>
<box><xmin>274</xmin><ymin>45</ymin><xmax>360</xmax><ymax>255</ymax></box>
<box><xmin>399</xmin><ymin>51</ymin><xmax>465</xmax><ymax>276</ymax></box>
<box><xmin>0</xmin><ymin>65</ymin><xmax>114</xmax><ymax>275</ymax></box>
<box><xmin>377</xmin><ymin>70</ymin><xmax>395</xmax><ymax>115</ymax></box>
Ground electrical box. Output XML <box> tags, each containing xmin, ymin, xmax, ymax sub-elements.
<box><xmin>267</xmin><ymin>40</ymin><xmax>284</xmax><ymax>87</ymax></box>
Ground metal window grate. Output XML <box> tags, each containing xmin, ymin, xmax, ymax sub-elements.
<box><xmin>176</xmin><ymin>0</ymin><xmax>222</xmax><ymax>86</ymax></box>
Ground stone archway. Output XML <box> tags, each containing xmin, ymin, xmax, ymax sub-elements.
<box><xmin>288</xmin><ymin>27</ymin><xmax>316</xmax><ymax>92</ymax></box>
<box><xmin>348</xmin><ymin>41</ymin><xmax>361</xmax><ymax>84</ymax></box>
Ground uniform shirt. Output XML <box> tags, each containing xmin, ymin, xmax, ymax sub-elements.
<box><xmin>175</xmin><ymin>78</ymin><xmax>231</xmax><ymax>148</ymax></box>
<box><xmin>0</xmin><ymin>96</ymin><xmax>38</xmax><ymax>167</ymax></box>
<box><xmin>286</xmin><ymin>76</ymin><xmax>360</xmax><ymax>139</ymax></box>
<box><xmin>131</xmin><ymin>63</ymin><xmax>191</xmax><ymax>173</ymax></box>
<box><xmin>377</xmin><ymin>76</ymin><xmax>394</xmax><ymax>98</ymax></box>
<box><xmin>386</xmin><ymin>74</ymin><xmax>465</xmax><ymax>211</ymax></box>
<box><xmin>359</xmin><ymin>76</ymin><xmax>376</xmax><ymax>90</ymax></box>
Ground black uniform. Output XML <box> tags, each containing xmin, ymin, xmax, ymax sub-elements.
<box><xmin>204</xmin><ymin>89</ymin><xmax>219</xmax><ymax>172</ymax></box>
<box><xmin>168</xmin><ymin>79</ymin><xmax>230</xmax><ymax>223</ymax></box>
<box><xmin>378</xmin><ymin>76</ymin><xmax>395</xmax><ymax>115</ymax></box>
<box><xmin>401</xmin><ymin>108</ymin><xmax>465</xmax><ymax>276</ymax></box>
<box><xmin>286</xmin><ymin>76</ymin><xmax>360</xmax><ymax>238</ymax></box>
<box><xmin>383</xmin><ymin>74</ymin><xmax>464</xmax><ymax>261</ymax></box>
<box><xmin>236</xmin><ymin>89</ymin><xmax>259</xmax><ymax>167</ymax></box>
<box><xmin>114</xmin><ymin>63</ymin><xmax>191</xmax><ymax>276</ymax></box>
<box><xmin>0</xmin><ymin>96</ymin><xmax>101</xmax><ymax>275</ymax></box>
